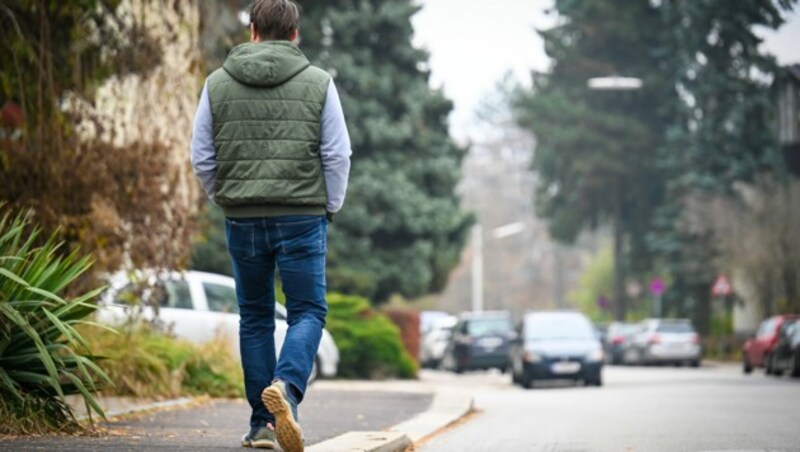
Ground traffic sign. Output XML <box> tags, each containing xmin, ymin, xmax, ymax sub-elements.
<box><xmin>650</xmin><ymin>278</ymin><xmax>665</xmax><ymax>297</ymax></box>
<box><xmin>711</xmin><ymin>275</ymin><xmax>732</xmax><ymax>297</ymax></box>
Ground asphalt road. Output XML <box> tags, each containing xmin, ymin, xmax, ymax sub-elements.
<box><xmin>0</xmin><ymin>387</ymin><xmax>432</xmax><ymax>451</ymax></box>
<box><xmin>419</xmin><ymin>365</ymin><xmax>800</xmax><ymax>452</ymax></box>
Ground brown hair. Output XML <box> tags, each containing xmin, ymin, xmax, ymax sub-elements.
<box><xmin>249</xmin><ymin>0</ymin><xmax>300</xmax><ymax>41</ymax></box>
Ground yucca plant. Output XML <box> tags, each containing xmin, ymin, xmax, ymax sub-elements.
<box><xmin>0</xmin><ymin>207</ymin><xmax>113</xmax><ymax>433</ymax></box>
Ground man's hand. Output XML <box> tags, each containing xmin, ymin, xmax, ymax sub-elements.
<box><xmin>326</xmin><ymin>212</ymin><xmax>335</xmax><ymax>223</ymax></box>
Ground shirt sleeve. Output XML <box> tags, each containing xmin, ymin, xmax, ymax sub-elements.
<box><xmin>190</xmin><ymin>81</ymin><xmax>217</xmax><ymax>203</ymax></box>
<box><xmin>319</xmin><ymin>78</ymin><xmax>353</xmax><ymax>213</ymax></box>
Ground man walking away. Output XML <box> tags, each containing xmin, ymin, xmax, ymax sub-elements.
<box><xmin>190</xmin><ymin>1</ymin><xmax>352</xmax><ymax>449</ymax></box>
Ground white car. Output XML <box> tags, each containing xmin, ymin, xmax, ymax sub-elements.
<box><xmin>420</xmin><ymin>315</ymin><xmax>457</xmax><ymax>368</ymax></box>
<box><xmin>96</xmin><ymin>270</ymin><xmax>339</xmax><ymax>382</ymax></box>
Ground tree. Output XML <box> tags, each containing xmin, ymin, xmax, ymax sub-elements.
<box><xmin>649</xmin><ymin>0</ymin><xmax>795</xmax><ymax>332</ymax></box>
<box><xmin>191</xmin><ymin>0</ymin><xmax>472</xmax><ymax>301</ymax></box>
<box><xmin>684</xmin><ymin>179</ymin><xmax>800</xmax><ymax>316</ymax></box>
<box><xmin>514</xmin><ymin>0</ymin><xmax>667</xmax><ymax>320</ymax></box>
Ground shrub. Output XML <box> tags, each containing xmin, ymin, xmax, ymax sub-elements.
<box><xmin>326</xmin><ymin>293</ymin><xmax>417</xmax><ymax>379</ymax></box>
<box><xmin>383</xmin><ymin>309</ymin><xmax>421</xmax><ymax>364</ymax></box>
<box><xmin>0</xmin><ymin>208</ymin><xmax>111</xmax><ymax>434</ymax></box>
<box><xmin>84</xmin><ymin>323</ymin><xmax>243</xmax><ymax>399</ymax></box>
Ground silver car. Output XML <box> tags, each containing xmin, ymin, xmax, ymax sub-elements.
<box><xmin>97</xmin><ymin>270</ymin><xmax>339</xmax><ymax>383</ymax></box>
<box><xmin>624</xmin><ymin>319</ymin><xmax>702</xmax><ymax>367</ymax></box>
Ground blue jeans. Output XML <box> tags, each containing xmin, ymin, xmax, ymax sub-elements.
<box><xmin>225</xmin><ymin>215</ymin><xmax>328</xmax><ymax>429</ymax></box>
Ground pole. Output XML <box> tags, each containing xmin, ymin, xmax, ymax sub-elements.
<box><xmin>471</xmin><ymin>224</ymin><xmax>483</xmax><ymax>313</ymax></box>
<box><xmin>654</xmin><ymin>294</ymin><xmax>662</xmax><ymax>318</ymax></box>
<box><xmin>613</xmin><ymin>207</ymin><xmax>625</xmax><ymax>321</ymax></box>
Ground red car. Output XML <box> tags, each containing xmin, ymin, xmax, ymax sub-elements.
<box><xmin>743</xmin><ymin>315</ymin><xmax>800</xmax><ymax>374</ymax></box>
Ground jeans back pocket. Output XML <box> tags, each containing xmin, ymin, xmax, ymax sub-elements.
<box><xmin>276</xmin><ymin>217</ymin><xmax>326</xmax><ymax>257</ymax></box>
<box><xmin>225</xmin><ymin>218</ymin><xmax>257</xmax><ymax>259</ymax></box>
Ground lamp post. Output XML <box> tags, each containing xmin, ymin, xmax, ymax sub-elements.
<box><xmin>587</xmin><ymin>75</ymin><xmax>643</xmax><ymax>322</ymax></box>
<box><xmin>471</xmin><ymin>221</ymin><xmax>526</xmax><ymax>313</ymax></box>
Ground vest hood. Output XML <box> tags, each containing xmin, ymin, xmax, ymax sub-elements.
<box><xmin>222</xmin><ymin>41</ymin><xmax>310</xmax><ymax>87</ymax></box>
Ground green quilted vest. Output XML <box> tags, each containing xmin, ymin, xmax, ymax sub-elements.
<box><xmin>207</xmin><ymin>41</ymin><xmax>330</xmax><ymax>218</ymax></box>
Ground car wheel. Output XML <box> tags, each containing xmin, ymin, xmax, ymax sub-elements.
<box><xmin>790</xmin><ymin>353</ymin><xmax>800</xmax><ymax>378</ymax></box>
<box><xmin>634</xmin><ymin>348</ymin><xmax>646</xmax><ymax>366</ymax></box>
<box><xmin>587</xmin><ymin>377</ymin><xmax>602</xmax><ymax>387</ymax></box>
<box><xmin>766</xmin><ymin>354</ymin><xmax>778</xmax><ymax>376</ymax></box>
<box><xmin>690</xmin><ymin>360</ymin><xmax>700</xmax><ymax>368</ymax></box>
<box><xmin>522</xmin><ymin>373</ymin><xmax>534</xmax><ymax>389</ymax></box>
<box><xmin>772</xmin><ymin>354</ymin><xmax>785</xmax><ymax>377</ymax></box>
<box><xmin>743</xmin><ymin>354</ymin><xmax>753</xmax><ymax>374</ymax></box>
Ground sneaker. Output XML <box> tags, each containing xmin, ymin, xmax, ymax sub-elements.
<box><xmin>241</xmin><ymin>426</ymin><xmax>276</xmax><ymax>449</ymax></box>
<box><xmin>261</xmin><ymin>380</ymin><xmax>303</xmax><ymax>452</ymax></box>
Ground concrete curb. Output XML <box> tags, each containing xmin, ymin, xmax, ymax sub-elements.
<box><xmin>67</xmin><ymin>395</ymin><xmax>198</xmax><ymax>422</ymax></box>
<box><xmin>389</xmin><ymin>389</ymin><xmax>474</xmax><ymax>443</ymax></box>
<box><xmin>308</xmin><ymin>379</ymin><xmax>474</xmax><ymax>451</ymax></box>
<box><xmin>306</xmin><ymin>431</ymin><xmax>412</xmax><ymax>452</ymax></box>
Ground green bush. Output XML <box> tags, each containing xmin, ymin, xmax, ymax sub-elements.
<box><xmin>326</xmin><ymin>293</ymin><xmax>417</xmax><ymax>379</ymax></box>
<box><xmin>0</xmin><ymin>208</ymin><xmax>112</xmax><ymax>434</ymax></box>
<box><xmin>84</xmin><ymin>323</ymin><xmax>243</xmax><ymax>399</ymax></box>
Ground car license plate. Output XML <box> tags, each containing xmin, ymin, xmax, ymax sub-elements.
<box><xmin>477</xmin><ymin>337</ymin><xmax>503</xmax><ymax>349</ymax></box>
<box><xmin>551</xmin><ymin>362</ymin><xmax>581</xmax><ymax>374</ymax></box>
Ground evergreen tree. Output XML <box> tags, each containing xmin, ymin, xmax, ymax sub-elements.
<box><xmin>514</xmin><ymin>0</ymin><xmax>795</xmax><ymax>329</ymax></box>
<box><xmin>514</xmin><ymin>0</ymin><xmax>667</xmax><ymax>320</ymax></box>
<box><xmin>650</xmin><ymin>0</ymin><xmax>794</xmax><ymax>332</ymax></box>
<box><xmin>295</xmin><ymin>0</ymin><xmax>472</xmax><ymax>301</ymax></box>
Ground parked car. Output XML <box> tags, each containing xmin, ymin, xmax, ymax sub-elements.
<box><xmin>441</xmin><ymin>311</ymin><xmax>515</xmax><ymax>374</ymax></box>
<box><xmin>510</xmin><ymin>311</ymin><xmax>603</xmax><ymax>388</ymax></box>
<box><xmin>96</xmin><ymin>270</ymin><xmax>339</xmax><ymax>383</ymax></box>
<box><xmin>420</xmin><ymin>310</ymin><xmax>454</xmax><ymax>336</ymax></box>
<box><xmin>420</xmin><ymin>315</ymin><xmax>457</xmax><ymax>368</ymax></box>
<box><xmin>767</xmin><ymin>319</ymin><xmax>800</xmax><ymax>377</ymax></box>
<box><xmin>603</xmin><ymin>322</ymin><xmax>638</xmax><ymax>365</ymax></box>
<box><xmin>624</xmin><ymin>319</ymin><xmax>701</xmax><ymax>367</ymax></box>
<box><xmin>743</xmin><ymin>315</ymin><xmax>800</xmax><ymax>375</ymax></box>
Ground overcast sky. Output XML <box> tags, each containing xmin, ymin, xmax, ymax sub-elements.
<box><xmin>412</xmin><ymin>0</ymin><xmax>800</xmax><ymax>142</ymax></box>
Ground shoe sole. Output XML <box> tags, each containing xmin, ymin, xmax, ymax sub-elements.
<box><xmin>250</xmin><ymin>438</ymin><xmax>275</xmax><ymax>449</ymax></box>
<box><xmin>261</xmin><ymin>386</ymin><xmax>303</xmax><ymax>452</ymax></box>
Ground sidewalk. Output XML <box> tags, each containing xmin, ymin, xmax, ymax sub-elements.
<box><xmin>0</xmin><ymin>375</ymin><xmax>473</xmax><ymax>451</ymax></box>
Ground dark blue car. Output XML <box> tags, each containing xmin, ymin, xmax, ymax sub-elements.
<box><xmin>510</xmin><ymin>311</ymin><xmax>604</xmax><ymax>388</ymax></box>
<box><xmin>442</xmin><ymin>311</ymin><xmax>515</xmax><ymax>374</ymax></box>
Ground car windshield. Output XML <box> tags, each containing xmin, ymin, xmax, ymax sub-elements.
<box><xmin>526</xmin><ymin>315</ymin><xmax>595</xmax><ymax>341</ymax></box>
<box><xmin>656</xmin><ymin>322</ymin><xmax>694</xmax><ymax>333</ymax></box>
<box><xmin>609</xmin><ymin>323</ymin><xmax>637</xmax><ymax>335</ymax></box>
<box><xmin>114</xmin><ymin>279</ymin><xmax>192</xmax><ymax>310</ymax></box>
<box><xmin>467</xmin><ymin>318</ymin><xmax>512</xmax><ymax>336</ymax></box>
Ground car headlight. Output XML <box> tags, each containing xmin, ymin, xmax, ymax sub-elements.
<box><xmin>586</xmin><ymin>349</ymin><xmax>604</xmax><ymax>362</ymax></box>
<box><xmin>523</xmin><ymin>351</ymin><xmax>542</xmax><ymax>363</ymax></box>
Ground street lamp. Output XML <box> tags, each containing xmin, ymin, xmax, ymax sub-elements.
<box><xmin>587</xmin><ymin>76</ymin><xmax>643</xmax><ymax>91</ymax></box>
<box><xmin>472</xmin><ymin>221</ymin><xmax>526</xmax><ymax>313</ymax></box>
<box><xmin>587</xmin><ymin>75</ymin><xmax>643</xmax><ymax>322</ymax></box>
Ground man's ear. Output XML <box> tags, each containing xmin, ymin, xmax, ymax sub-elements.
<box><xmin>290</xmin><ymin>28</ymin><xmax>299</xmax><ymax>42</ymax></box>
<box><xmin>250</xmin><ymin>23</ymin><xmax>259</xmax><ymax>43</ymax></box>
